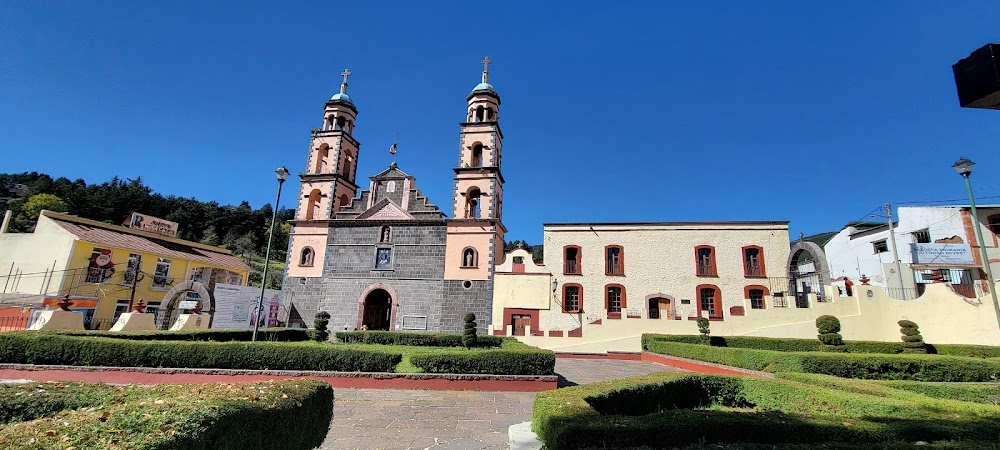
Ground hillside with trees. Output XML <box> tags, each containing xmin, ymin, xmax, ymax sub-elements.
<box><xmin>0</xmin><ymin>172</ymin><xmax>292</xmax><ymax>288</ymax></box>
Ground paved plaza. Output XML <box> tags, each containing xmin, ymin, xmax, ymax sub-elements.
<box><xmin>319</xmin><ymin>358</ymin><xmax>683</xmax><ymax>450</ymax></box>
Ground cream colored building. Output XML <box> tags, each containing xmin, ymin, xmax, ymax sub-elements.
<box><xmin>492</xmin><ymin>221</ymin><xmax>792</xmax><ymax>344</ymax></box>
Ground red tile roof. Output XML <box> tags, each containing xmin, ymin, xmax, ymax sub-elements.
<box><xmin>50</xmin><ymin>216</ymin><xmax>251</xmax><ymax>272</ymax></box>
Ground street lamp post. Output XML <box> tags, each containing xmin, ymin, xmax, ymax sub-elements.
<box><xmin>952</xmin><ymin>157</ymin><xmax>1000</xmax><ymax>328</ymax></box>
<box><xmin>252</xmin><ymin>166</ymin><xmax>290</xmax><ymax>342</ymax></box>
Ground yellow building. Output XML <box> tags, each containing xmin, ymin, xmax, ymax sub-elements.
<box><xmin>0</xmin><ymin>210</ymin><xmax>250</xmax><ymax>329</ymax></box>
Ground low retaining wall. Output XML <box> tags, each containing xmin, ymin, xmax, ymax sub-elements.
<box><xmin>0</xmin><ymin>364</ymin><xmax>558</xmax><ymax>392</ymax></box>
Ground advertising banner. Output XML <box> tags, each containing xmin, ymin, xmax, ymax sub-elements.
<box><xmin>212</xmin><ymin>284</ymin><xmax>283</xmax><ymax>329</ymax></box>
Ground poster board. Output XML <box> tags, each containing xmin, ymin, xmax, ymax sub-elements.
<box><xmin>212</xmin><ymin>284</ymin><xmax>283</xmax><ymax>329</ymax></box>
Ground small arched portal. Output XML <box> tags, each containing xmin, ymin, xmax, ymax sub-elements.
<box><xmin>159</xmin><ymin>280</ymin><xmax>212</xmax><ymax>329</ymax></box>
<box><xmin>361</xmin><ymin>288</ymin><xmax>393</xmax><ymax>330</ymax></box>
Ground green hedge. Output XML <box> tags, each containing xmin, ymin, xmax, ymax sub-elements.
<box><xmin>647</xmin><ymin>341</ymin><xmax>1000</xmax><ymax>381</ymax></box>
<box><xmin>334</xmin><ymin>330</ymin><xmax>502</xmax><ymax>348</ymax></box>
<box><xmin>0</xmin><ymin>332</ymin><xmax>400</xmax><ymax>372</ymax></box>
<box><xmin>53</xmin><ymin>327</ymin><xmax>311</xmax><ymax>342</ymax></box>
<box><xmin>408</xmin><ymin>340</ymin><xmax>554</xmax><ymax>375</ymax></box>
<box><xmin>642</xmin><ymin>333</ymin><xmax>904</xmax><ymax>354</ymax></box>
<box><xmin>642</xmin><ymin>334</ymin><xmax>1000</xmax><ymax>359</ymax></box>
<box><xmin>0</xmin><ymin>379</ymin><xmax>331</xmax><ymax>450</ymax></box>
<box><xmin>533</xmin><ymin>372</ymin><xmax>1000</xmax><ymax>450</ymax></box>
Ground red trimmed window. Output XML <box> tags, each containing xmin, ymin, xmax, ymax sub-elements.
<box><xmin>696</xmin><ymin>284</ymin><xmax>723</xmax><ymax>319</ymax></box>
<box><xmin>695</xmin><ymin>245</ymin><xmax>717</xmax><ymax>276</ymax></box>
<box><xmin>605</xmin><ymin>245</ymin><xmax>624</xmax><ymax>276</ymax></box>
<box><xmin>563</xmin><ymin>284</ymin><xmax>582</xmax><ymax>313</ymax></box>
<box><xmin>563</xmin><ymin>245</ymin><xmax>582</xmax><ymax>275</ymax></box>
<box><xmin>742</xmin><ymin>245</ymin><xmax>765</xmax><ymax>277</ymax></box>
<box><xmin>605</xmin><ymin>284</ymin><xmax>626</xmax><ymax>319</ymax></box>
<box><xmin>745</xmin><ymin>285</ymin><xmax>769</xmax><ymax>309</ymax></box>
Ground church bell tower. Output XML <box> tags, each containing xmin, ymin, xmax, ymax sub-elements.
<box><xmin>444</xmin><ymin>57</ymin><xmax>507</xmax><ymax>283</ymax></box>
<box><xmin>286</xmin><ymin>69</ymin><xmax>362</xmax><ymax>279</ymax></box>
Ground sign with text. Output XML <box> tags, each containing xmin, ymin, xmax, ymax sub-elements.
<box><xmin>124</xmin><ymin>212</ymin><xmax>179</xmax><ymax>238</ymax></box>
<box><xmin>211</xmin><ymin>284</ymin><xmax>283</xmax><ymax>329</ymax></box>
<box><xmin>910</xmin><ymin>243</ymin><xmax>975</xmax><ymax>265</ymax></box>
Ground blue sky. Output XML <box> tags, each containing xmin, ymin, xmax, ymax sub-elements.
<box><xmin>3</xmin><ymin>1</ymin><xmax>1000</xmax><ymax>244</ymax></box>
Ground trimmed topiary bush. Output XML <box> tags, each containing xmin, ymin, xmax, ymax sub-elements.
<box><xmin>899</xmin><ymin>319</ymin><xmax>927</xmax><ymax>354</ymax></box>
<box><xmin>462</xmin><ymin>312</ymin><xmax>478</xmax><ymax>349</ymax></box>
<box><xmin>313</xmin><ymin>311</ymin><xmax>330</xmax><ymax>342</ymax></box>
<box><xmin>696</xmin><ymin>317</ymin><xmax>711</xmax><ymax>344</ymax></box>
<box><xmin>815</xmin><ymin>315</ymin><xmax>844</xmax><ymax>346</ymax></box>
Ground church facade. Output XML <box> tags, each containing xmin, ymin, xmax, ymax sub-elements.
<box><xmin>282</xmin><ymin>62</ymin><xmax>506</xmax><ymax>334</ymax></box>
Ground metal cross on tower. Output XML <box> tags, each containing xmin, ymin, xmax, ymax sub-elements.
<box><xmin>480</xmin><ymin>57</ymin><xmax>492</xmax><ymax>83</ymax></box>
<box><xmin>339</xmin><ymin>68</ymin><xmax>351</xmax><ymax>94</ymax></box>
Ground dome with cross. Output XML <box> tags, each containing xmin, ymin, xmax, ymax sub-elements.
<box><xmin>471</xmin><ymin>82</ymin><xmax>496</xmax><ymax>94</ymax></box>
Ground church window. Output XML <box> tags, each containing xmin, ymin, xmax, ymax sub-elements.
<box><xmin>605</xmin><ymin>245</ymin><xmax>624</xmax><ymax>276</ymax></box>
<box><xmin>605</xmin><ymin>284</ymin><xmax>625</xmax><ymax>319</ymax></box>
<box><xmin>475</xmin><ymin>106</ymin><xmax>485</xmax><ymax>122</ymax></box>
<box><xmin>746</xmin><ymin>286</ymin><xmax>768</xmax><ymax>309</ymax></box>
<box><xmin>299</xmin><ymin>247</ymin><xmax>314</xmax><ymax>267</ymax></box>
<box><xmin>563</xmin><ymin>284</ymin><xmax>582</xmax><ymax>313</ymax></box>
<box><xmin>306</xmin><ymin>190</ymin><xmax>322</xmax><ymax>220</ymax></box>
<box><xmin>374</xmin><ymin>248</ymin><xmax>392</xmax><ymax>270</ymax></box>
<box><xmin>697</xmin><ymin>284</ymin><xmax>723</xmax><ymax>319</ymax></box>
<box><xmin>336</xmin><ymin>116</ymin><xmax>346</xmax><ymax>130</ymax></box>
<box><xmin>379</xmin><ymin>226</ymin><xmax>391</xmax><ymax>243</ymax></box>
<box><xmin>471</xmin><ymin>143</ymin><xmax>483</xmax><ymax>167</ymax></box>
<box><xmin>564</xmin><ymin>245</ymin><xmax>581</xmax><ymax>275</ymax></box>
<box><xmin>695</xmin><ymin>245</ymin><xmax>717</xmax><ymax>276</ymax></box>
<box><xmin>462</xmin><ymin>247</ymin><xmax>478</xmax><ymax>268</ymax></box>
<box><xmin>742</xmin><ymin>246</ymin><xmax>765</xmax><ymax>277</ymax></box>
<box><xmin>339</xmin><ymin>194</ymin><xmax>350</xmax><ymax>212</ymax></box>
<box><xmin>486</xmin><ymin>108</ymin><xmax>494</xmax><ymax>121</ymax></box>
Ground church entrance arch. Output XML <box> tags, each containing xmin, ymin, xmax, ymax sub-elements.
<box><xmin>357</xmin><ymin>283</ymin><xmax>398</xmax><ymax>331</ymax></box>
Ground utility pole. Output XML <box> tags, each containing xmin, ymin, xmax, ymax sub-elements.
<box><xmin>885</xmin><ymin>203</ymin><xmax>905</xmax><ymax>291</ymax></box>
<box><xmin>127</xmin><ymin>255</ymin><xmax>142</xmax><ymax>310</ymax></box>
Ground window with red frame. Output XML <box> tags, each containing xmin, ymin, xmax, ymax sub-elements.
<box><xmin>699</xmin><ymin>286</ymin><xmax>721</xmax><ymax>318</ymax></box>
<box><xmin>606</xmin><ymin>285</ymin><xmax>624</xmax><ymax>317</ymax></box>
<box><xmin>606</xmin><ymin>246</ymin><xmax>624</xmax><ymax>275</ymax></box>
<box><xmin>748</xmin><ymin>288</ymin><xmax>765</xmax><ymax>309</ymax></box>
<box><xmin>563</xmin><ymin>285</ymin><xmax>581</xmax><ymax>313</ymax></box>
<box><xmin>743</xmin><ymin>246</ymin><xmax>764</xmax><ymax>277</ymax></box>
<box><xmin>564</xmin><ymin>246</ymin><xmax>581</xmax><ymax>275</ymax></box>
<box><xmin>696</xmin><ymin>246</ymin><xmax>716</xmax><ymax>276</ymax></box>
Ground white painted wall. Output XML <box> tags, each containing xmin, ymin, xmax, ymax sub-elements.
<box><xmin>824</xmin><ymin>205</ymin><xmax>1000</xmax><ymax>290</ymax></box>
<box><xmin>0</xmin><ymin>214</ymin><xmax>77</xmax><ymax>300</ymax></box>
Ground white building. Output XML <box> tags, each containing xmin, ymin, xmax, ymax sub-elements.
<box><xmin>799</xmin><ymin>205</ymin><xmax>1000</xmax><ymax>299</ymax></box>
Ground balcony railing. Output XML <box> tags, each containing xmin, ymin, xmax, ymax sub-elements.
<box><xmin>745</xmin><ymin>264</ymin><xmax>763</xmax><ymax>277</ymax></box>
<box><xmin>697</xmin><ymin>264</ymin><xmax>714</xmax><ymax>276</ymax></box>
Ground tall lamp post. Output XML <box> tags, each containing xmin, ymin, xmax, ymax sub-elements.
<box><xmin>952</xmin><ymin>157</ymin><xmax>1000</xmax><ymax>328</ymax></box>
<box><xmin>252</xmin><ymin>166</ymin><xmax>290</xmax><ymax>342</ymax></box>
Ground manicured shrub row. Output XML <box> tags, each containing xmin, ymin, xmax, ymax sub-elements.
<box><xmin>410</xmin><ymin>345</ymin><xmax>555</xmax><ymax>375</ymax></box>
<box><xmin>533</xmin><ymin>372</ymin><xmax>1000</xmax><ymax>450</ymax></box>
<box><xmin>646</xmin><ymin>341</ymin><xmax>1000</xmax><ymax>381</ymax></box>
<box><xmin>0</xmin><ymin>332</ymin><xmax>400</xmax><ymax>372</ymax></box>
<box><xmin>0</xmin><ymin>379</ymin><xmax>332</xmax><ymax>450</ymax></box>
<box><xmin>642</xmin><ymin>333</ymin><xmax>1000</xmax><ymax>359</ymax></box>
<box><xmin>334</xmin><ymin>330</ymin><xmax>502</xmax><ymax>348</ymax></box>
<box><xmin>55</xmin><ymin>327</ymin><xmax>311</xmax><ymax>342</ymax></box>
